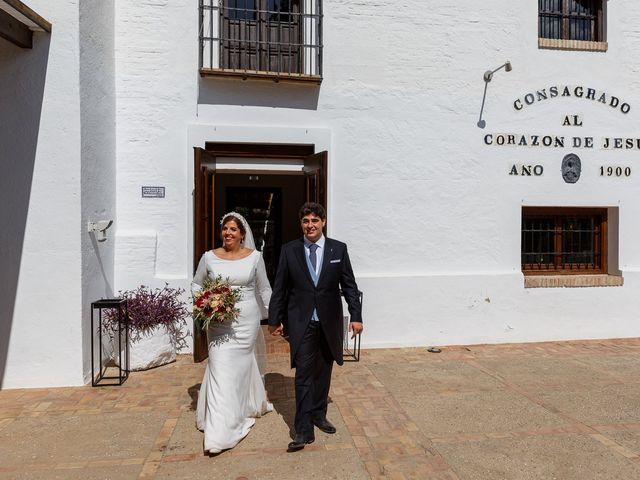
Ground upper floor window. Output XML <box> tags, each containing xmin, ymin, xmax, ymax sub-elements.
<box><xmin>538</xmin><ymin>0</ymin><xmax>607</xmax><ymax>52</ymax></box>
<box><xmin>199</xmin><ymin>0</ymin><xmax>322</xmax><ymax>83</ymax></box>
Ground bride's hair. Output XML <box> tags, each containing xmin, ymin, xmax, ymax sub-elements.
<box><xmin>221</xmin><ymin>214</ymin><xmax>247</xmax><ymax>237</ymax></box>
<box><xmin>220</xmin><ymin>212</ymin><xmax>257</xmax><ymax>249</ymax></box>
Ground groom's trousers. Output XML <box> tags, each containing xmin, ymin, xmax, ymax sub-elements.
<box><xmin>294</xmin><ymin>320</ymin><xmax>333</xmax><ymax>435</ymax></box>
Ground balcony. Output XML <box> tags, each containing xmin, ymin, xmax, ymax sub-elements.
<box><xmin>199</xmin><ymin>0</ymin><xmax>322</xmax><ymax>84</ymax></box>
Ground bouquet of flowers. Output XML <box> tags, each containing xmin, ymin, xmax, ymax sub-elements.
<box><xmin>193</xmin><ymin>275</ymin><xmax>242</xmax><ymax>330</ymax></box>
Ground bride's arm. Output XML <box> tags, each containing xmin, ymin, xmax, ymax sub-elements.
<box><xmin>191</xmin><ymin>253</ymin><xmax>208</xmax><ymax>295</ymax></box>
<box><xmin>255</xmin><ymin>254</ymin><xmax>272</xmax><ymax>319</ymax></box>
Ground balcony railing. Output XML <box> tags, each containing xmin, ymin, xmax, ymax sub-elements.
<box><xmin>199</xmin><ymin>0</ymin><xmax>322</xmax><ymax>83</ymax></box>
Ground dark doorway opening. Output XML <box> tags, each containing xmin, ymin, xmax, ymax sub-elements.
<box><xmin>218</xmin><ymin>175</ymin><xmax>303</xmax><ymax>285</ymax></box>
<box><xmin>226</xmin><ymin>186</ymin><xmax>283</xmax><ymax>283</ymax></box>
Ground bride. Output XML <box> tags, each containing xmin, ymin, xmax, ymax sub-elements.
<box><xmin>192</xmin><ymin>212</ymin><xmax>273</xmax><ymax>454</ymax></box>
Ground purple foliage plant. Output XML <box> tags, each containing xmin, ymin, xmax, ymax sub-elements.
<box><xmin>105</xmin><ymin>284</ymin><xmax>189</xmax><ymax>347</ymax></box>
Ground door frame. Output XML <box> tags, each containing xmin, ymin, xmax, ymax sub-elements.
<box><xmin>192</xmin><ymin>141</ymin><xmax>327</xmax><ymax>362</ymax></box>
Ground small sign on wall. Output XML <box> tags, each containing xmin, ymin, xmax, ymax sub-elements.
<box><xmin>142</xmin><ymin>186</ymin><xmax>165</xmax><ymax>198</ymax></box>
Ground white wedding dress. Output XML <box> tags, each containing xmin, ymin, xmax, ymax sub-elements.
<box><xmin>192</xmin><ymin>249</ymin><xmax>273</xmax><ymax>453</ymax></box>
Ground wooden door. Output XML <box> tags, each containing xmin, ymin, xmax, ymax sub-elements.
<box><xmin>220</xmin><ymin>0</ymin><xmax>259</xmax><ymax>70</ymax></box>
<box><xmin>265</xmin><ymin>0</ymin><xmax>301</xmax><ymax>74</ymax></box>
<box><xmin>220</xmin><ymin>0</ymin><xmax>301</xmax><ymax>73</ymax></box>
<box><xmin>303</xmin><ymin>150</ymin><xmax>327</xmax><ymax>207</ymax></box>
<box><xmin>193</xmin><ymin>147</ymin><xmax>217</xmax><ymax>363</ymax></box>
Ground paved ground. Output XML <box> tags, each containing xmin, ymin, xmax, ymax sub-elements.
<box><xmin>3</xmin><ymin>331</ymin><xmax>640</xmax><ymax>479</ymax></box>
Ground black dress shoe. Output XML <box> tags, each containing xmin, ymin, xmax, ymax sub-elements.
<box><xmin>313</xmin><ymin>417</ymin><xmax>336</xmax><ymax>434</ymax></box>
<box><xmin>287</xmin><ymin>432</ymin><xmax>315</xmax><ymax>452</ymax></box>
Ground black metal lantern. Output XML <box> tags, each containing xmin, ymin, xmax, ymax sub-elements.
<box><xmin>91</xmin><ymin>298</ymin><xmax>129</xmax><ymax>386</ymax></box>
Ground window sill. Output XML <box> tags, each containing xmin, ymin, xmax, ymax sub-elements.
<box><xmin>524</xmin><ymin>274</ymin><xmax>623</xmax><ymax>289</ymax></box>
<box><xmin>538</xmin><ymin>38</ymin><xmax>608</xmax><ymax>52</ymax></box>
<box><xmin>200</xmin><ymin>68</ymin><xmax>322</xmax><ymax>85</ymax></box>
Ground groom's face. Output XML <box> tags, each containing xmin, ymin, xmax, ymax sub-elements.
<box><xmin>301</xmin><ymin>213</ymin><xmax>325</xmax><ymax>243</ymax></box>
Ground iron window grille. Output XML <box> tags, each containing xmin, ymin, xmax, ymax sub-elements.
<box><xmin>521</xmin><ymin>208</ymin><xmax>607</xmax><ymax>274</ymax></box>
<box><xmin>199</xmin><ymin>0</ymin><xmax>322</xmax><ymax>82</ymax></box>
<box><xmin>539</xmin><ymin>0</ymin><xmax>605</xmax><ymax>42</ymax></box>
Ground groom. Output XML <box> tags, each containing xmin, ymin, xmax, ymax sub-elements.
<box><xmin>268</xmin><ymin>202</ymin><xmax>363</xmax><ymax>452</ymax></box>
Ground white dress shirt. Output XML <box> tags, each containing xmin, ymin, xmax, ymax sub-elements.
<box><xmin>304</xmin><ymin>234</ymin><xmax>325</xmax><ymax>276</ymax></box>
<box><xmin>304</xmin><ymin>234</ymin><xmax>325</xmax><ymax>322</ymax></box>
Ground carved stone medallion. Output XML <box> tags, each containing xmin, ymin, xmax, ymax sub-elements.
<box><xmin>561</xmin><ymin>153</ymin><xmax>581</xmax><ymax>184</ymax></box>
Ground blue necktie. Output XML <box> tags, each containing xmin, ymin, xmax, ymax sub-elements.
<box><xmin>309</xmin><ymin>243</ymin><xmax>319</xmax><ymax>321</ymax></box>
<box><xmin>309</xmin><ymin>243</ymin><xmax>318</xmax><ymax>272</ymax></box>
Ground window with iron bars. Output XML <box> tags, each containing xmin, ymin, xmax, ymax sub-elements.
<box><xmin>538</xmin><ymin>0</ymin><xmax>606</xmax><ymax>51</ymax></box>
<box><xmin>199</xmin><ymin>0</ymin><xmax>322</xmax><ymax>82</ymax></box>
<box><xmin>539</xmin><ymin>0</ymin><xmax>605</xmax><ymax>41</ymax></box>
<box><xmin>521</xmin><ymin>208</ymin><xmax>607</xmax><ymax>274</ymax></box>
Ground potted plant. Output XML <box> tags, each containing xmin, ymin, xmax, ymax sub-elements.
<box><xmin>105</xmin><ymin>284</ymin><xmax>189</xmax><ymax>371</ymax></box>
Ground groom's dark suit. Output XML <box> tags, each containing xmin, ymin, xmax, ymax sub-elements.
<box><xmin>269</xmin><ymin>236</ymin><xmax>362</xmax><ymax>437</ymax></box>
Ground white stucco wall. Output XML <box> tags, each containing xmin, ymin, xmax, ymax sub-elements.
<box><xmin>111</xmin><ymin>0</ymin><xmax>640</xmax><ymax>351</ymax></box>
<box><xmin>113</xmin><ymin>0</ymin><xmax>199</xmax><ymax>352</ymax></box>
<box><xmin>114</xmin><ymin>0</ymin><xmax>197</xmax><ymax>280</ymax></box>
<box><xmin>80</xmin><ymin>0</ymin><xmax>116</xmax><ymax>384</ymax></box>
<box><xmin>0</xmin><ymin>2</ymin><xmax>84</xmax><ymax>388</ymax></box>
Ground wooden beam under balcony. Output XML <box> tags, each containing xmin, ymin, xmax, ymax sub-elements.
<box><xmin>0</xmin><ymin>0</ymin><xmax>51</xmax><ymax>49</ymax></box>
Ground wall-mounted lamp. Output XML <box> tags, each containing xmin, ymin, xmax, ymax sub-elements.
<box><xmin>88</xmin><ymin>220</ymin><xmax>113</xmax><ymax>242</ymax></box>
<box><xmin>483</xmin><ymin>61</ymin><xmax>512</xmax><ymax>83</ymax></box>
<box><xmin>478</xmin><ymin>61</ymin><xmax>513</xmax><ymax>128</ymax></box>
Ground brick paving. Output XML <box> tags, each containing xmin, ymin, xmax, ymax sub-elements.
<box><xmin>3</xmin><ymin>333</ymin><xmax>640</xmax><ymax>479</ymax></box>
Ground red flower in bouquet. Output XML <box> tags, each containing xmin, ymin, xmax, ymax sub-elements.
<box><xmin>193</xmin><ymin>275</ymin><xmax>242</xmax><ymax>331</ymax></box>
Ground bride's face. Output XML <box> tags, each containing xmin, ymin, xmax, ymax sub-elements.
<box><xmin>221</xmin><ymin>220</ymin><xmax>243</xmax><ymax>249</ymax></box>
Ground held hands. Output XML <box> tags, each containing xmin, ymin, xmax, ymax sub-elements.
<box><xmin>269</xmin><ymin>322</ymin><xmax>361</xmax><ymax>338</ymax></box>
<box><xmin>349</xmin><ymin>321</ymin><xmax>363</xmax><ymax>339</ymax></box>
<box><xmin>269</xmin><ymin>324</ymin><xmax>284</xmax><ymax>336</ymax></box>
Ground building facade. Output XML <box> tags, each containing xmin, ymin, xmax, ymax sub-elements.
<box><xmin>3</xmin><ymin>0</ymin><xmax>640</xmax><ymax>388</ymax></box>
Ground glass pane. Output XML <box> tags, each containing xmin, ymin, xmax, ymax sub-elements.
<box><xmin>540</xmin><ymin>16</ymin><xmax>562</xmax><ymax>39</ymax></box>
<box><xmin>228</xmin><ymin>0</ymin><xmax>256</xmax><ymax>21</ymax></box>
<box><xmin>569</xmin><ymin>0</ymin><xmax>597</xmax><ymax>15</ymax></box>
<box><xmin>539</xmin><ymin>0</ymin><xmax>563</xmax><ymax>39</ymax></box>
<box><xmin>547</xmin><ymin>0</ymin><xmax>562</xmax><ymax>13</ymax></box>
<box><xmin>568</xmin><ymin>0</ymin><xmax>597</xmax><ymax>40</ymax></box>
<box><xmin>562</xmin><ymin>217</ymin><xmax>597</xmax><ymax>267</ymax></box>
<box><xmin>522</xmin><ymin>217</ymin><xmax>555</xmax><ymax>269</ymax></box>
<box><xmin>268</xmin><ymin>0</ymin><xmax>300</xmax><ymax>22</ymax></box>
<box><xmin>570</xmin><ymin>18</ymin><xmax>593</xmax><ymax>41</ymax></box>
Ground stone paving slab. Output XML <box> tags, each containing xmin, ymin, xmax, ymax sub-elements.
<box><xmin>436</xmin><ymin>433</ymin><xmax>640</xmax><ymax>480</ymax></box>
<box><xmin>538</xmin><ymin>383</ymin><xmax>640</xmax><ymax>425</ymax></box>
<box><xmin>0</xmin><ymin>465</ymin><xmax>143</xmax><ymax>480</ymax></box>
<box><xmin>0</xmin><ymin>411</ymin><xmax>166</xmax><ymax>465</ymax></box>
<box><xmin>155</xmin><ymin>448</ymin><xmax>369</xmax><ymax>480</ymax></box>
<box><xmin>568</xmin><ymin>354</ymin><xmax>640</xmax><ymax>383</ymax></box>
<box><xmin>396</xmin><ymin>389</ymin><xmax>571</xmax><ymax>436</ymax></box>
<box><xmin>474</xmin><ymin>356</ymin><xmax>621</xmax><ymax>388</ymax></box>
<box><xmin>369</xmin><ymin>360</ymin><xmax>504</xmax><ymax>393</ymax></box>
<box><xmin>3</xmin><ymin>334</ymin><xmax>640</xmax><ymax>479</ymax></box>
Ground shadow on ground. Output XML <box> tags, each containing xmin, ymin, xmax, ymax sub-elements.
<box><xmin>187</xmin><ymin>383</ymin><xmax>202</xmax><ymax>411</ymax></box>
<box><xmin>265</xmin><ymin>372</ymin><xmax>295</xmax><ymax>438</ymax></box>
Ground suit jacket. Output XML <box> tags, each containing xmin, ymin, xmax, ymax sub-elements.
<box><xmin>268</xmin><ymin>237</ymin><xmax>362</xmax><ymax>367</ymax></box>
